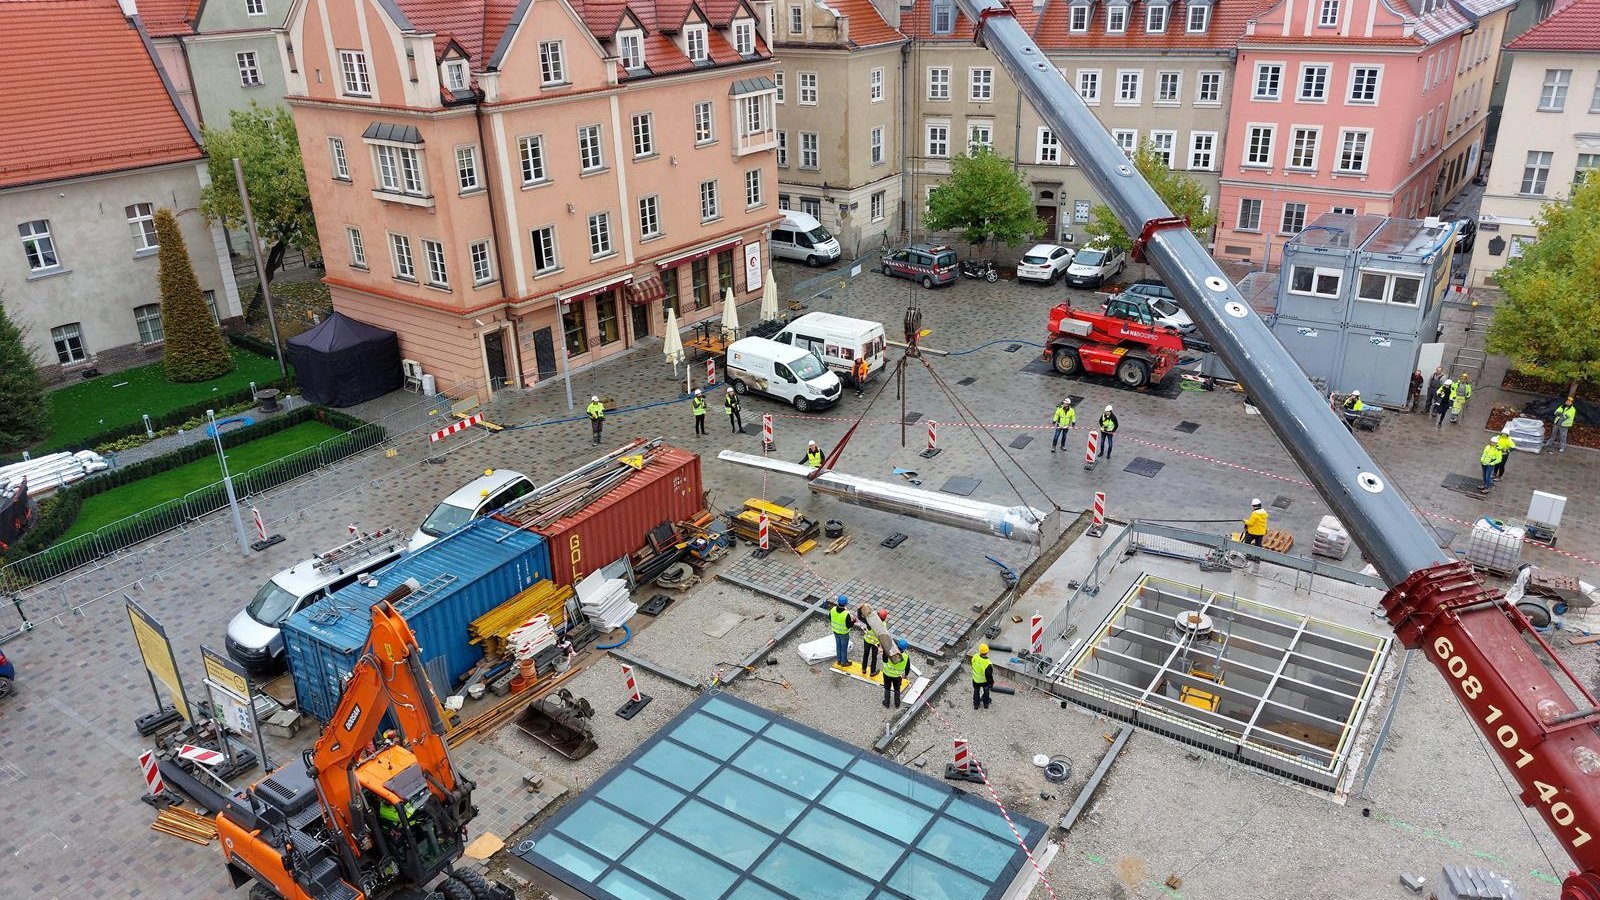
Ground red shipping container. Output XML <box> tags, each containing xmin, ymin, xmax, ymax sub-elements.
<box><xmin>509</xmin><ymin>447</ymin><xmax>704</xmax><ymax>588</ymax></box>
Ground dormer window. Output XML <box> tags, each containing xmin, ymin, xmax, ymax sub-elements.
<box><xmin>618</xmin><ymin>30</ymin><xmax>644</xmax><ymax>69</ymax></box>
<box><xmin>686</xmin><ymin>24</ymin><xmax>708</xmax><ymax>62</ymax></box>
<box><xmin>442</xmin><ymin>59</ymin><xmax>467</xmax><ymax>91</ymax></box>
<box><xmin>1068</xmin><ymin>1</ymin><xmax>1090</xmax><ymax>33</ymax></box>
<box><xmin>734</xmin><ymin>19</ymin><xmax>755</xmax><ymax>55</ymax></box>
<box><xmin>1106</xmin><ymin>1</ymin><xmax>1127</xmax><ymax>33</ymax></box>
<box><xmin>1145</xmin><ymin>1</ymin><xmax>1169</xmax><ymax>33</ymax></box>
<box><xmin>932</xmin><ymin>0</ymin><xmax>955</xmax><ymax>33</ymax></box>
<box><xmin>1186</xmin><ymin>2</ymin><xmax>1210</xmax><ymax>32</ymax></box>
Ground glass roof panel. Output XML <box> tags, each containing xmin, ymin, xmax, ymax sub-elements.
<box><xmin>660</xmin><ymin>799</ymin><xmax>774</xmax><ymax>869</ymax></box>
<box><xmin>666</xmin><ymin>709</ymin><xmax>756</xmax><ymax>759</ymax></box>
<box><xmin>788</xmin><ymin>808</ymin><xmax>904</xmax><ymax>881</ymax></box>
<box><xmin>732</xmin><ymin>737</ymin><xmax>838</xmax><ymax>800</ymax></box>
<box><xmin>596</xmin><ymin>770</ymin><xmax>684</xmax><ymax>826</ymax></box>
<box><xmin>701</xmin><ymin>695</ymin><xmax>772</xmax><ymax>733</ymax></box>
<box><xmin>726</xmin><ymin>882</ymin><xmax>789</xmax><ymax>900</ymax></box>
<box><xmin>752</xmin><ymin>842</ymin><xmax>875</xmax><ymax>900</ymax></box>
<box><xmin>700</xmin><ymin>768</ymin><xmax>808</xmax><ymax>830</ymax></box>
<box><xmin>620</xmin><ymin>832</ymin><xmax>741</xmax><ymax>899</ymax></box>
<box><xmin>888</xmin><ymin>852</ymin><xmax>992</xmax><ymax>900</ymax></box>
<box><xmin>917</xmin><ymin>817</ymin><xmax>1022</xmax><ymax>882</ymax></box>
<box><xmin>764</xmin><ymin>721</ymin><xmax>854</xmax><ymax>767</ymax></box>
<box><xmin>597</xmin><ymin>868</ymin><xmax>676</xmax><ymax>900</ymax></box>
<box><xmin>634</xmin><ymin>738</ymin><xmax>718</xmax><ymax>791</ymax></box>
<box><xmin>531</xmin><ymin>833</ymin><xmax>609</xmax><ymax>883</ymax></box>
<box><xmin>555</xmin><ymin>802</ymin><xmax>648</xmax><ymax>860</ymax></box>
<box><xmin>821</xmin><ymin>775</ymin><xmax>936</xmax><ymax>843</ymax></box>
<box><xmin>846</xmin><ymin>756</ymin><xmax>949</xmax><ymax>810</ymax></box>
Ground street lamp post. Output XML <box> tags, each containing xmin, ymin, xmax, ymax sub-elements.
<box><xmin>208</xmin><ymin>410</ymin><xmax>252</xmax><ymax>557</ymax></box>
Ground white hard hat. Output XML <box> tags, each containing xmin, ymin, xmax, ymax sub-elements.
<box><xmin>1062</xmin><ymin>398</ymin><xmax>1072</xmax><ymax>405</ymax></box>
<box><xmin>1444</xmin><ymin>379</ymin><xmax>1454</xmax><ymax>385</ymax></box>
<box><xmin>695</xmin><ymin>389</ymin><xmax>702</xmax><ymax>395</ymax></box>
<box><xmin>1251</xmin><ymin>498</ymin><xmax>1262</xmax><ymax>507</ymax></box>
<box><xmin>591</xmin><ymin>395</ymin><xmax>599</xmax><ymax>402</ymax></box>
<box><xmin>809</xmin><ymin>440</ymin><xmax>817</xmax><ymax>446</ymax></box>
<box><xmin>1351</xmin><ymin>390</ymin><xmax>1360</xmax><ymax>396</ymax></box>
<box><xmin>1501</xmin><ymin>425</ymin><xmax>1513</xmax><ymax>434</ymax></box>
<box><xmin>1104</xmin><ymin>404</ymin><xmax>1113</xmax><ymax>412</ymax></box>
<box><xmin>726</xmin><ymin>387</ymin><xmax>734</xmax><ymax>392</ymax></box>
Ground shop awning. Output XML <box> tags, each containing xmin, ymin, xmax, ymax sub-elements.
<box><xmin>654</xmin><ymin>238</ymin><xmax>742</xmax><ymax>269</ymax></box>
<box><xmin>557</xmin><ymin>274</ymin><xmax>631</xmax><ymax>303</ymax></box>
<box><xmin>629</xmin><ymin>273</ymin><xmax>666</xmax><ymax>306</ymax></box>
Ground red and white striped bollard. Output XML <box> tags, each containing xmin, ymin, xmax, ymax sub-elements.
<box><xmin>616</xmin><ymin>662</ymin><xmax>653</xmax><ymax>718</ymax></box>
<box><xmin>622</xmin><ymin>664</ymin><xmax>641</xmax><ymax>703</ymax></box>
<box><xmin>952</xmin><ymin>738</ymin><xmax>969</xmax><ymax>772</ymax></box>
<box><xmin>1030</xmin><ymin>614</ymin><xmax>1043</xmax><ymax>654</ymax></box>
<box><xmin>706</xmin><ymin>357</ymin><xmax>716</xmax><ymax>386</ymax></box>
<box><xmin>1084</xmin><ymin>430</ymin><xmax>1099</xmax><ymax>469</ymax></box>
<box><xmin>758</xmin><ymin>512</ymin><xmax>770</xmax><ymax>551</ymax></box>
<box><xmin>1089</xmin><ymin>491</ymin><xmax>1107</xmax><ymax>536</ymax></box>
<box><xmin>762</xmin><ymin>413</ymin><xmax>773</xmax><ymax>450</ymax></box>
<box><xmin>927</xmin><ymin>420</ymin><xmax>938</xmax><ymax>453</ymax></box>
<box><xmin>250</xmin><ymin>507</ymin><xmax>267</xmax><ymax>543</ymax></box>
<box><xmin>139</xmin><ymin>750</ymin><xmax>166</xmax><ymax>797</ymax></box>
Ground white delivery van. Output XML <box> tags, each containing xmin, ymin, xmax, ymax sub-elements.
<box><xmin>725</xmin><ymin>336</ymin><xmax>844</xmax><ymax>411</ymax></box>
<box><xmin>225</xmin><ymin>529</ymin><xmax>405</xmax><ymax>674</ymax></box>
<box><xmin>771</xmin><ymin>312</ymin><xmax>887</xmax><ymax>382</ymax></box>
<box><xmin>770</xmin><ymin>211</ymin><xmax>842</xmax><ymax>267</ymax></box>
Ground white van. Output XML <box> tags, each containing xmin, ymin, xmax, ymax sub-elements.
<box><xmin>771</xmin><ymin>313</ymin><xmax>887</xmax><ymax>383</ymax></box>
<box><xmin>1063</xmin><ymin>243</ymin><xmax>1127</xmax><ymax>288</ymax></box>
<box><xmin>410</xmin><ymin>468</ymin><xmax>534</xmax><ymax>551</ymax></box>
<box><xmin>770</xmin><ymin>211</ymin><xmax>842</xmax><ymax>267</ymax></box>
<box><xmin>225</xmin><ymin>529</ymin><xmax>405</xmax><ymax>674</ymax></box>
<box><xmin>725</xmin><ymin>336</ymin><xmax>844</xmax><ymax>411</ymax></box>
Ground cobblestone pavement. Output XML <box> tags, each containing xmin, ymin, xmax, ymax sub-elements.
<box><xmin>0</xmin><ymin>259</ymin><xmax>1593</xmax><ymax>898</ymax></box>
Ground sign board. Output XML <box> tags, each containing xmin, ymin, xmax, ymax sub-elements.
<box><xmin>201</xmin><ymin>643</ymin><xmax>269</xmax><ymax>769</ymax></box>
<box><xmin>126</xmin><ymin>597</ymin><xmax>193</xmax><ymax>722</ymax></box>
<box><xmin>201</xmin><ymin>645</ymin><xmax>250</xmax><ymax>699</ymax></box>
<box><xmin>206</xmin><ymin>683</ymin><xmax>255</xmax><ymax>736</ymax></box>
<box><xmin>744</xmin><ymin>242</ymin><xmax>762</xmax><ymax>293</ymax></box>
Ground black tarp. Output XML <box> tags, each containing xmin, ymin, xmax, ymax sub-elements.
<box><xmin>285</xmin><ymin>312</ymin><xmax>402</xmax><ymax>407</ymax></box>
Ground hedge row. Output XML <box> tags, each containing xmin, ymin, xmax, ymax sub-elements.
<box><xmin>227</xmin><ymin>331</ymin><xmax>286</xmax><ymax>361</ymax></box>
<box><xmin>2</xmin><ymin>406</ymin><xmax>377</xmax><ymax>569</ymax></box>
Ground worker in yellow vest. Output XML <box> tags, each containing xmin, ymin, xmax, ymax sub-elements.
<box><xmin>691</xmin><ymin>389</ymin><xmax>707</xmax><ymax>435</ymax></box>
<box><xmin>1450</xmin><ymin>375</ymin><xmax>1472</xmax><ymax>423</ymax></box>
<box><xmin>881</xmin><ymin>640</ymin><xmax>909</xmax><ymax>708</ymax></box>
<box><xmin>1050</xmin><ymin>398</ymin><xmax>1076</xmax><ymax>452</ymax></box>
<box><xmin>860</xmin><ymin>609</ymin><xmax>888</xmax><ymax>676</ymax></box>
<box><xmin>1479</xmin><ymin>439</ymin><xmax>1503</xmax><ymax>492</ymax></box>
<box><xmin>802</xmin><ymin>441</ymin><xmax>825</xmax><ymax>468</ymax></box>
<box><xmin>586</xmin><ymin>396</ymin><xmax>605</xmax><ymax>444</ymax></box>
<box><xmin>1493</xmin><ymin>426</ymin><xmax>1514</xmax><ymax>480</ymax></box>
<box><xmin>971</xmin><ymin>644</ymin><xmax>993</xmax><ymax>710</ymax></box>
<box><xmin>1099</xmin><ymin>405</ymin><xmax>1119</xmax><ymax>458</ymax></box>
<box><xmin>829</xmin><ymin>596</ymin><xmax>854</xmax><ymax>667</ymax></box>
<box><xmin>1547</xmin><ymin>396</ymin><xmax>1576</xmax><ymax>453</ymax></box>
<box><xmin>1242</xmin><ymin>499</ymin><xmax>1268</xmax><ymax>547</ymax></box>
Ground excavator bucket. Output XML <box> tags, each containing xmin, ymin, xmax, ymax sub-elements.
<box><xmin>515</xmin><ymin>689</ymin><xmax>599</xmax><ymax>760</ymax></box>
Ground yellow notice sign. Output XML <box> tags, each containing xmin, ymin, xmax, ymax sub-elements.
<box><xmin>621</xmin><ymin>454</ymin><xmax>645</xmax><ymax>470</ymax></box>
<box><xmin>126</xmin><ymin>597</ymin><xmax>193</xmax><ymax>722</ymax></box>
<box><xmin>200</xmin><ymin>645</ymin><xmax>250</xmax><ymax>700</ymax></box>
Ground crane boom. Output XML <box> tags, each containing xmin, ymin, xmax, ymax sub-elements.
<box><xmin>951</xmin><ymin>1</ymin><xmax>1600</xmax><ymax>894</ymax></box>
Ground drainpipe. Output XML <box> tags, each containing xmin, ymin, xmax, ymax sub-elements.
<box><xmin>476</xmin><ymin>99</ymin><xmax>520</xmax><ymax>385</ymax></box>
<box><xmin>899</xmin><ymin>40</ymin><xmax>912</xmax><ymax>240</ymax></box>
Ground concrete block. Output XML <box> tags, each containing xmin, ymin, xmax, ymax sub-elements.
<box><xmin>1399</xmin><ymin>872</ymin><xmax>1425</xmax><ymax>893</ymax></box>
<box><xmin>263</xmin><ymin>708</ymin><xmax>302</xmax><ymax>739</ymax></box>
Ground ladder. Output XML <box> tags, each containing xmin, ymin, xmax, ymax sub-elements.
<box><xmin>312</xmin><ymin>527</ymin><xmax>399</xmax><ymax>573</ymax></box>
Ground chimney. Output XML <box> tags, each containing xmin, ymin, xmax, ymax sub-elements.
<box><xmin>118</xmin><ymin>0</ymin><xmax>139</xmax><ymax>17</ymax></box>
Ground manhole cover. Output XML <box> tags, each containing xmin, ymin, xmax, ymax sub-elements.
<box><xmin>1271</xmin><ymin>495</ymin><xmax>1292</xmax><ymax>510</ymax></box>
<box><xmin>1441</xmin><ymin>473</ymin><xmax>1489</xmax><ymax>497</ymax></box>
<box><xmin>1175</xmin><ymin>421</ymin><xmax>1201</xmax><ymax>433</ymax></box>
<box><xmin>1005</xmin><ymin>344</ymin><xmax>1022</xmax><ymax>353</ymax></box>
<box><xmin>958</xmin><ymin>377</ymin><xmax>978</xmax><ymax>386</ymax></box>
<box><xmin>940</xmin><ymin>476</ymin><xmax>981</xmax><ymax>496</ymax></box>
<box><xmin>1010</xmin><ymin>435</ymin><xmax>1033</xmax><ymax>449</ymax></box>
<box><xmin>1124</xmin><ymin>458</ymin><xmax>1165</xmax><ymax>478</ymax></box>
<box><xmin>903</xmin><ymin>412</ymin><xmax>924</xmax><ymax>424</ymax></box>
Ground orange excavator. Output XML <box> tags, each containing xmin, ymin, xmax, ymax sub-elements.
<box><xmin>216</xmin><ymin>580</ymin><xmax>510</xmax><ymax>900</ymax></box>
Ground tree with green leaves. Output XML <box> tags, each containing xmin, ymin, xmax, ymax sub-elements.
<box><xmin>198</xmin><ymin>103</ymin><xmax>316</xmax><ymax>287</ymax></box>
<box><xmin>924</xmin><ymin>148</ymin><xmax>1045</xmax><ymax>255</ymax></box>
<box><xmin>1083</xmin><ymin>140</ymin><xmax>1218</xmax><ymax>255</ymax></box>
<box><xmin>1486</xmin><ymin>173</ymin><xmax>1600</xmax><ymax>396</ymax></box>
<box><xmin>0</xmin><ymin>293</ymin><xmax>49</xmax><ymax>451</ymax></box>
<box><xmin>156</xmin><ymin>208</ymin><xmax>234</xmax><ymax>383</ymax></box>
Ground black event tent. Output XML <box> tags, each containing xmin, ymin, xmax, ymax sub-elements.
<box><xmin>285</xmin><ymin>312</ymin><xmax>403</xmax><ymax>407</ymax></box>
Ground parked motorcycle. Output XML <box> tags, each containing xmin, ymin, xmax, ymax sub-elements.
<box><xmin>960</xmin><ymin>259</ymin><xmax>999</xmax><ymax>283</ymax></box>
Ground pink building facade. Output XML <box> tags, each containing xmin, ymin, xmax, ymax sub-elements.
<box><xmin>1215</xmin><ymin>0</ymin><xmax>1512</xmax><ymax>265</ymax></box>
<box><xmin>283</xmin><ymin>0</ymin><xmax>780</xmax><ymax>394</ymax></box>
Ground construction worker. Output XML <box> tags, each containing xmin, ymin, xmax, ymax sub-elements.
<box><xmin>1242</xmin><ymin>498</ymin><xmax>1268</xmax><ymax>547</ymax></box>
<box><xmin>802</xmin><ymin>440</ymin><xmax>825</xmax><ymax>468</ymax></box>
<box><xmin>861</xmin><ymin>609</ymin><xmax>885</xmax><ymax>677</ymax></box>
<box><xmin>586</xmin><ymin>396</ymin><xmax>605</xmax><ymax>444</ymax></box>
<box><xmin>853</xmin><ymin>355</ymin><xmax>870</xmax><ymax>398</ymax></box>
<box><xmin>829</xmin><ymin>596</ymin><xmax>853</xmax><ymax>667</ymax></box>
<box><xmin>1050</xmin><ymin>398</ymin><xmax>1075</xmax><ymax>452</ymax></box>
<box><xmin>1432</xmin><ymin>380</ymin><xmax>1454</xmax><ymax>429</ymax></box>
<box><xmin>1407</xmin><ymin>371</ymin><xmax>1424</xmax><ymax>413</ymax></box>
<box><xmin>1547</xmin><ymin>396</ymin><xmax>1577</xmax><ymax>453</ymax></box>
<box><xmin>1450</xmin><ymin>374</ymin><xmax>1472</xmax><ymax>423</ymax></box>
<box><xmin>1480</xmin><ymin>438</ymin><xmax>1503</xmax><ymax>492</ymax></box>
<box><xmin>1493</xmin><ymin>426</ymin><xmax>1514</xmax><ymax>480</ymax></box>
<box><xmin>691</xmin><ymin>389</ymin><xmax>707</xmax><ymax>435</ymax></box>
<box><xmin>1342</xmin><ymin>390</ymin><xmax>1364</xmax><ymax>413</ymax></box>
<box><xmin>881</xmin><ymin>639</ymin><xmax>909</xmax><ymax>708</ymax></box>
<box><xmin>725</xmin><ymin>387</ymin><xmax>744</xmax><ymax>433</ymax></box>
<box><xmin>1098</xmin><ymin>405</ymin><xmax>1119</xmax><ymax>459</ymax></box>
<box><xmin>971</xmin><ymin>644</ymin><xmax>993</xmax><ymax>710</ymax></box>
<box><xmin>1427</xmin><ymin>365</ymin><xmax>1445</xmax><ymax>403</ymax></box>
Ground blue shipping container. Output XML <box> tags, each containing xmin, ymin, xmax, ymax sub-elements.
<box><xmin>283</xmin><ymin>516</ymin><xmax>551</xmax><ymax>723</ymax></box>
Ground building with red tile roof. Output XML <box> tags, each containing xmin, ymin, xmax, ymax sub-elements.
<box><xmin>283</xmin><ymin>0</ymin><xmax>778</xmax><ymax>394</ymax></box>
<box><xmin>0</xmin><ymin>0</ymin><xmax>241</xmax><ymax>382</ymax></box>
<box><xmin>1468</xmin><ymin>0</ymin><xmax>1600</xmax><ymax>285</ymax></box>
<box><xmin>1216</xmin><ymin>0</ymin><xmax>1516</xmax><ymax>264</ymax></box>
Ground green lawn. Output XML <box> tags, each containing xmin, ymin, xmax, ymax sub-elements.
<box><xmin>41</xmin><ymin>348</ymin><xmax>286</xmax><ymax>452</ymax></box>
<box><xmin>60</xmin><ymin>420</ymin><xmax>343</xmax><ymax>539</ymax></box>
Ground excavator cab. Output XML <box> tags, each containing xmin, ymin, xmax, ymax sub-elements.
<box><xmin>357</xmin><ymin>744</ymin><xmax>466</xmax><ymax>886</ymax></box>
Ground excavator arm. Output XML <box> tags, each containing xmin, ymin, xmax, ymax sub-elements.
<box><xmin>952</xmin><ymin>1</ymin><xmax>1600</xmax><ymax>895</ymax></box>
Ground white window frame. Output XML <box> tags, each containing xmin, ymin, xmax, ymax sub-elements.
<box><xmin>443</xmin><ymin>60</ymin><xmax>468</xmax><ymax>91</ymax></box>
<box><xmin>774</xmin><ymin>71</ymin><xmax>784</xmax><ymax>103</ymax></box>
<box><xmin>1335</xmin><ymin>128</ymin><xmax>1371</xmax><ymax>173</ymax></box>
<box><xmin>745</xmin><ymin>169</ymin><xmax>763</xmax><ymax>208</ymax></box>
<box><xmin>967</xmin><ymin>119</ymin><xmax>992</xmax><ymax>152</ymax></box>
<box><xmin>926</xmin><ymin>122</ymin><xmax>950</xmax><ymax>158</ymax></box>
<box><xmin>1539</xmin><ymin>68</ymin><xmax>1571</xmax><ymax>112</ymax></box>
<box><xmin>347</xmin><ymin>226</ymin><xmax>367</xmax><ymax>268</ymax></box>
<box><xmin>578</xmin><ymin>124</ymin><xmax>604</xmax><ymax>172</ymax></box>
<box><xmin>1116</xmin><ymin>69</ymin><xmax>1142</xmax><ymax>105</ymax></box>
<box><xmin>800</xmin><ymin>131</ymin><xmax>819</xmax><ymax>169</ymax></box>
<box><xmin>1244</xmin><ymin>124</ymin><xmax>1275</xmax><ymax>167</ymax></box>
<box><xmin>1252</xmin><ymin>62</ymin><xmax>1283</xmax><ymax>101</ymax></box>
<box><xmin>1590</xmin><ymin>72</ymin><xmax>1600</xmax><ymax>113</ymax></box>
<box><xmin>694</xmin><ymin>101</ymin><xmax>715</xmax><ymax>144</ymax></box>
<box><xmin>1196</xmin><ymin>70</ymin><xmax>1222</xmax><ymax>105</ymax></box>
<box><xmin>531</xmin><ymin>225</ymin><xmax>559</xmax><ymax>274</ymax></box>
<box><xmin>932</xmin><ymin>0</ymin><xmax>955</xmax><ymax>32</ymax></box>
<box><xmin>422</xmin><ymin>238</ymin><xmax>448</xmax><ymax>288</ymax></box>
<box><xmin>1348</xmin><ymin>65</ymin><xmax>1381</xmax><ymax>104</ymax></box>
<box><xmin>134</xmin><ymin>303</ymin><xmax>164</xmax><ymax>344</ymax></box>
<box><xmin>1107</xmin><ymin>4</ymin><xmax>1127</xmax><ymax>33</ymax></box>
<box><xmin>456</xmin><ymin>145</ymin><xmax>480</xmax><ymax>192</ymax></box>
<box><xmin>870</xmin><ymin>191</ymin><xmax>885</xmax><ymax>223</ymax></box>
<box><xmin>632</xmin><ymin>113</ymin><xmax>655</xmax><ymax>158</ymax></box>
<box><xmin>390</xmin><ymin>233</ymin><xmax>415</xmax><ymax>280</ymax></box>
<box><xmin>1145</xmin><ymin>3</ymin><xmax>1168</xmax><ymax>32</ymax></box>
<box><xmin>1156</xmin><ymin>71</ymin><xmax>1181</xmax><ymax>104</ymax></box>
<box><xmin>329</xmin><ymin>137</ymin><xmax>349</xmax><ymax>180</ymax></box>
<box><xmin>969</xmin><ymin>67</ymin><xmax>993</xmax><ymax>102</ymax></box>
<box><xmin>518</xmin><ymin>135</ymin><xmax>548</xmax><ymax>185</ymax></box>
<box><xmin>126</xmin><ymin>202</ymin><xmax>158</xmax><ymax>253</ymax></box>
<box><xmin>1297</xmin><ymin>63</ymin><xmax>1329</xmax><ymax>102</ymax></box>
<box><xmin>1356</xmin><ymin>269</ymin><xmax>1421</xmax><ymax>306</ymax></box>
<box><xmin>1280</xmin><ymin>201</ymin><xmax>1307</xmax><ymax>235</ymax></box>
<box><xmin>1069</xmin><ymin>4</ymin><xmax>1089</xmax><ymax>32</ymax></box>
<box><xmin>639</xmin><ymin>195</ymin><xmax>662</xmax><ymax>240</ymax></box>
<box><xmin>799</xmin><ymin>71</ymin><xmax>818</xmax><ymax>105</ymax></box>
<box><xmin>1078</xmin><ymin>69</ymin><xmax>1100</xmax><ymax>104</ymax></box>
<box><xmin>928</xmin><ymin>67</ymin><xmax>950</xmax><ymax>101</ymax></box>
<box><xmin>1148</xmin><ymin>130</ymin><xmax>1176</xmax><ymax>168</ymax></box>
<box><xmin>1037</xmin><ymin>127</ymin><xmax>1060</xmax><ymax>165</ymax></box>
<box><xmin>237</xmin><ymin>51</ymin><xmax>262</xmax><ymax>87</ymax></box>
<box><xmin>700</xmin><ymin>179</ymin><xmax>721</xmax><ymax>221</ymax></box>
<box><xmin>51</xmin><ymin>323</ymin><xmax>85</xmax><ymax>364</ymax></box>
<box><xmin>539</xmin><ymin>40</ymin><xmax>567</xmax><ymax>85</ymax></box>
<box><xmin>373</xmin><ymin>144</ymin><xmax>426</xmax><ymax>196</ymax></box>
<box><xmin>685</xmin><ymin>24</ymin><xmax>709</xmax><ymax>62</ymax></box>
<box><xmin>1287</xmin><ymin>126</ymin><xmax>1320</xmax><ymax>170</ymax></box>
<box><xmin>588</xmin><ymin>211</ymin><xmax>613</xmax><ymax>258</ymax></box>
<box><xmin>870</xmin><ymin>67</ymin><xmax>884</xmax><ymax>102</ymax></box>
<box><xmin>1236</xmin><ymin>197</ymin><xmax>1263</xmax><ymax>232</ymax></box>
<box><xmin>733</xmin><ymin>19</ymin><xmax>755</xmax><ymax>55</ymax></box>
<box><xmin>1288</xmin><ymin>264</ymin><xmax>1342</xmax><ymax>298</ymax></box>
<box><xmin>871</xmin><ymin>126</ymin><xmax>885</xmax><ymax>165</ymax></box>
<box><xmin>618</xmin><ymin>31</ymin><xmax>644</xmax><ymax>70</ymax></box>
<box><xmin>1521</xmin><ymin>150</ymin><xmax>1553</xmax><ymax>195</ymax></box>
<box><xmin>1188</xmin><ymin>131</ymin><xmax>1216</xmax><ymax>170</ymax></box>
<box><xmin>1113</xmin><ymin>129</ymin><xmax>1137</xmax><ymax>157</ymax></box>
<box><xmin>1186</xmin><ymin>3</ymin><xmax>1209</xmax><ymax>31</ymax></box>
<box><xmin>469</xmin><ymin>239</ymin><xmax>494</xmax><ymax>285</ymax></box>
<box><xmin>776</xmin><ymin>130</ymin><xmax>788</xmax><ymax>167</ymax></box>
<box><xmin>790</xmin><ymin>5</ymin><xmax>803</xmax><ymax>32</ymax></box>
<box><xmin>1318</xmin><ymin>0</ymin><xmax>1339</xmax><ymax>26</ymax></box>
<box><xmin>339</xmin><ymin>50</ymin><xmax>370</xmax><ymax>97</ymax></box>
<box><xmin>246</xmin><ymin>0</ymin><xmax>264</xmax><ymax>14</ymax></box>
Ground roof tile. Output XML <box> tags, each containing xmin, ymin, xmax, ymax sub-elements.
<box><xmin>1507</xmin><ymin>0</ymin><xmax>1600</xmax><ymax>52</ymax></box>
<box><xmin>1033</xmin><ymin>0</ymin><xmax>1255</xmax><ymax>50</ymax></box>
<box><xmin>817</xmin><ymin>0</ymin><xmax>905</xmax><ymax>48</ymax></box>
<box><xmin>137</xmin><ymin>0</ymin><xmax>197</xmax><ymax>36</ymax></box>
<box><xmin>0</xmin><ymin>0</ymin><xmax>201</xmax><ymax>189</ymax></box>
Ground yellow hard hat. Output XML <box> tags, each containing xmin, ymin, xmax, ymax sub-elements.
<box><xmin>978</xmin><ymin>643</ymin><xmax>990</xmax><ymax>655</ymax></box>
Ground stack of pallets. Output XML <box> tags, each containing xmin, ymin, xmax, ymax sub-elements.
<box><xmin>729</xmin><ymin>499</ymin><xmax>820</xmax><ymax>552</ymax></box>
<box><xmin>151</xmin><ymin>807</ymin><xmax>218</xmax><ymax>845</ymax></box>
<box><xmin>468</xmin><ymin>582</ymin><xmax>575</xmax><ymax>659</ymax></box>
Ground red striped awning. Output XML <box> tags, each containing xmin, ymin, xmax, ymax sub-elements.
<box><xmin>629</xmin><ymin>274</ymin><xmax>666</xmax><ymax>306</ymax></box>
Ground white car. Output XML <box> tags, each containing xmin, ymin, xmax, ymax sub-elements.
<box><xmin>410</xmin><ymin>469</ymin><xmax>534</xmax><ymax>551</ymax></box>
<box><xmin>1016</xmin><ymin>244</ymin><xmax>1075</xmax><ymax>283</ymax></box>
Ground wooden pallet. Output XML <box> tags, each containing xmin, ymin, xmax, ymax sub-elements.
<box><xmin>1262</xmin><ymin>530</ymin><xmax>1294</xmax><ymax>553</ymax></box>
